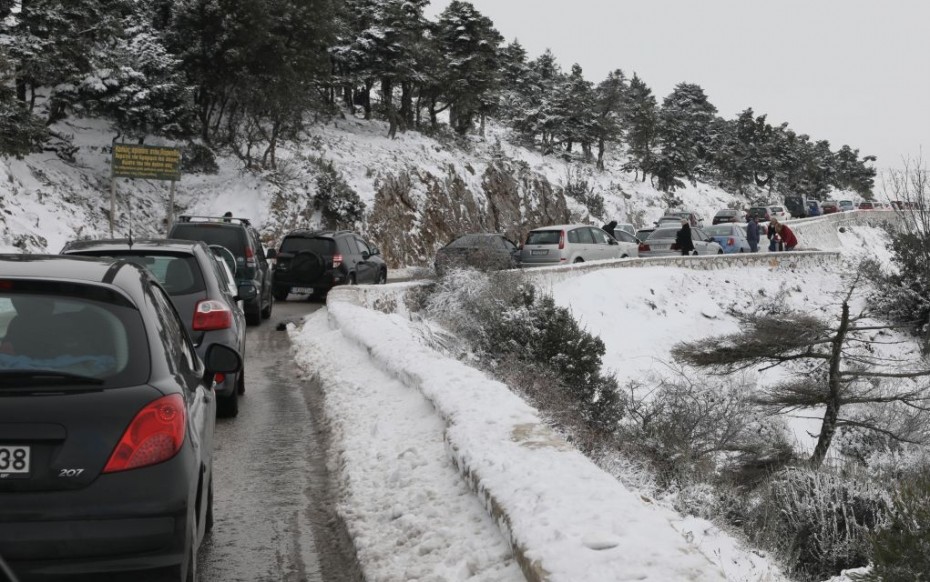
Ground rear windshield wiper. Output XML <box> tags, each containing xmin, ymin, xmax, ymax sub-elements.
<box><xmin>0</xmin><ymin>370</ymin><xmax>105</xmax><ymax>387</ymax></box>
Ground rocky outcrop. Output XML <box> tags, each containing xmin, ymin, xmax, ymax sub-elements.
<box><xmin>368</xmin><ymin>160</ymin><xmax>571</xmax><ymax>268</ymax></box>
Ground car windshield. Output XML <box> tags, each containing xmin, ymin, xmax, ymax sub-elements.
<box><xmin>526</xmin><ymin>230</ymin><xmax>561</xmax><ymax>245</ymax></box>
<box><xmin>280</xmin><ymin>236</ymin><xmax>336</xmax><ymax>255</ymax></box>
<box><xmin>715</xmin><ymin>210</ymin><xmax>737</xmax><ymax>217</ymax></box>
<box><xmin>170</xmin><ymin>224</ymin><xmax>246</xmax><ymax>257</ymax></box>
<box><xmin>448</xmin><ymin>234</ymin><xmax>499</xmax><ymax>249</ymax></box>
<box><xmin>704</xmin><ymin>225</ymin><xmax>736</xmax><ymax>237</ymax></box>
<box><xmin>0</xmin><ymin>288</ymin><xmax>148</xmax><ymax>386</ymax></box>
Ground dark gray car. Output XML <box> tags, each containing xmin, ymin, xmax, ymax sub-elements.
<box><xmin>434</xmin><ymin>233</ymin><xmax>520</xmax><ymax>276</ymax></box>
<box><xmin>61</xmin><ymin>239</ymin><xmax>252</xmax><ymax>417</ymax></box>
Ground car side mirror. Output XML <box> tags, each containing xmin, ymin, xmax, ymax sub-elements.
<box><xmin>237</xmin><ymin>284</ymin><xmax>257</xmax><ymax>302</ymax></box>
<box><xmin>361</xmin><ymin>251</ymin><xmax>371</xmax><ymax>260</ymax></box>
<box><xmin>203</xmin><ymin>343</ymin><xmax>242</xmax><ymax>378</ymax></box>
<box><xmin>707</xmin><ymin>238</ymin><xmax>715</xmax><ymax>243</ymax></box>
<box><xmin>266</xmin><ymin>248</ymin><xmax>277</xmax><ymax>259</ymax></box>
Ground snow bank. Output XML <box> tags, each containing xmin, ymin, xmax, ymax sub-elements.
<box><xmin>301</xmin><ymin>288</ymin><xmax>726</xmax><ymax>582</ymax></box>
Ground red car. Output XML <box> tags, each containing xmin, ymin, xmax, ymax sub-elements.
<box><xmin>821</xmin><ymin>201</ymin><xmax>840</xmax><ymax>214</ymax></box>
<box><xmin>857</xmin><ymin>201</ymin><xmax>875</xmax><ymax>210</ymax></box>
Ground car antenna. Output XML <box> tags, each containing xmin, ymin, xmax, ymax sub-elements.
<box><xmin>127</xmin><ymin>191</ymin><xmax>133</xmax><ymax>248</ymax></box>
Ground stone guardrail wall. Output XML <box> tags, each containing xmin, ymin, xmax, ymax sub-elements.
<box><xmin>786</xmin><ymin>209</ymin><xmax>901</xmax><ymax>250</ymax></box>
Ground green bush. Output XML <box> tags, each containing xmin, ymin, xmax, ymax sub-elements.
<box><xmin>310</xmin><ymin>158</ymin><xmax>365</xmax><ymax>229</ymax></box>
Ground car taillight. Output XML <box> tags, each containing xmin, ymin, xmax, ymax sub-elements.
<box><xmin>193</xmin><ymin>300</ymin><xmax>233</xmax><ymax>331</ymax></box>
<box><xmin>245</xmin><ymin>246</ymin><xmax>256</xmax><ymax>268</ymax></box>
<box><xmin>103</xmin><ymin>394</ymin><xmax>186</xmax><ymax>473</ymax></box>
<box><xmin>332</xmin><ymin>254</ymin><xmax>343</xmax><ymax>268</ymax></box>
<box><xmin>727</xmin><ymin>237</ymin><xmax>735</xmax><ymax>246</ymax></box>
<box><xmin>638</xmin><ymin>243</ymin><xmax>650</xmax><ymax>252</ymax></box>
<box><xmin>671</xmin><ymin>243</ymin><xmax>680</xmax><ymax>250</ymax></box>
<box><xmin>214</xmin><ymin>373</ymin><xmax>225</xmax><ymax>384</ymax></box>
<box><xmin>558</xmin><ymin>230</ymin><xmax>565</xmax><ymax>250</ymax></box>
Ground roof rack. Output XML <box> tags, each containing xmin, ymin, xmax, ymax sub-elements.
<box><xmin>177</xmin><ymin>215</ymin><xmax>251</xmax><ymax>226</ymax></box>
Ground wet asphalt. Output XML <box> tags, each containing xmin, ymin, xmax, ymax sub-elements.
<box><xmin>198</xmin><ymin>298</ymin><xmax>364</xmax><ymax>582</ymax></box>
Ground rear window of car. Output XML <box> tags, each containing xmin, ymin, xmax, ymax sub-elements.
<box><xmin>0</xmin><ymin>287</ymin><xmax>149</xmax><ymax>387</ymax></box>
<box><xmin>648</xmin><ymin>228</ymin><xmax>679</xmax><ymax>240</ymax></box>
<box><xmin>70</xmin><ymin>252</ymin><xmax>205</xmax><ymax>296</ymax></box>
<box><xmin>526</xmin><ymin>230</ymin><xmax>561</xmax><ymax>245</ymax></box>
<box><xmin>448</xmin><ymin>234</ymin><xmax>500</xmax><ymax>249</ymax></box>
<box><xmin>280</xmin><ymin>236</ymin><xmax>336</xmax><ymax>255</ymax></box>
<box><xmin>704</xmin><ymin>225</ymin><xmax>736</xmax><ymax>237</ymax></box>
<box><xmin>170</xmin><ymin>224</ymin><xmax>247</xmax><ymax>257</ymax></box>
<box><xmin>715</xmin><ymin>209</ymin><xmax>737</xmax><ymax>217</ymax></box>
<box><xmin>770</xmin><ymin>206</ymin><xmax>784</xmax><ymax>213</ymax></box>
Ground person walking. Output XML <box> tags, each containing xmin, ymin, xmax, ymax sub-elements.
<box><xmin>746</xmin><ymin>216</ymin><xmax>760</xmax><ymax>252</ymax></box>
<box><xmin>675</xmin><ymin>219</ymin><xmax>695</xmax><ymax>256</ymax></box>
<box><xmin>601</xmin><ymin>220</ymin><xmax>617</xmax><ymax>239</ymax></box>
<box><xmin>776</xmin><ymin>223</ymin><xmax>798</xmax><ymax>251</ymax></box>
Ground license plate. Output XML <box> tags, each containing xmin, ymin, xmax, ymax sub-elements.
<box><xmin>0</xmin><ymin>445</ymin><xmax>30</xmax><ymax>475</ymax></box>
<box><xmin>291</xmin><ymin>287</ymin><xmax>314</xmax><ymax>294</ymax></box>
<box><xmin>531</xmin><ymin>249</ymin><xmax>548</xmax><ymax>256</ymax></box>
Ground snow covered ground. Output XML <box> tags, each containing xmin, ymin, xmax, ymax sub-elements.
<box><xmin>287</xmin><ymin>222</ymin><xmax>903</xmax><ymax>582</ymax></box>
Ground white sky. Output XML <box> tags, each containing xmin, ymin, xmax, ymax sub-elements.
<box><xmin>426</xmin><ymin>0</ymin><xmax>929</xmax><ymax>170</ymax></box>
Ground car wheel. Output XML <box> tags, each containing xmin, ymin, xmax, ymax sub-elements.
<box><xmin>573</xmin><ymin>258</ymin><xmax>584</xmax><ymax>264</ymax></box>
<box><xmin>205</xmin><ymin>476</ymin><xmax>214</xmax><ymax>535</ymax></box>
<box><xmin>244</xmin><ymin>301</ymin><xmax>261</xmax><ymax>326</ymax></box>
<box><xmin>717</xmin><ymin>249</ymin><xmax>724</xmax><ymax>254</ymax></box>
<box><xmin>376</xmin><ymin>269</ymin><xmax>387</xmax><ymax>284</ymax></box>
<box><xmin>291</xmin><ymin>250</ymin><xmax>325</xmax><ymax>282</ymax></box>
<box><xmin>217</xmin><ymin>390</ymin><xmax>239</xmax><ymax>418</ymax></box>
<box><xmin>273</xmin><ymin>288</ymin><xmax>289</xmax><ymax>301</ymax></box>
<box><xmin>236</xmin><ymin>368</ymin><xmax>245</xmax><ymax>396</ymax></box>
<box><xmin>348</xmin><ymin>273</ymin><xmax>357</xmax><ymax>285</ymax></box>
<box><xmin>261</xmin><ymin>293</ymin><xmax>273</xmax><ymax>319</ymax></box>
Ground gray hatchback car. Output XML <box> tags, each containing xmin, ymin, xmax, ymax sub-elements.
<box><xmin>520</xmin><ymin>224</ymin><xmax>638</xmax><ymax>267</ymax></box>
<box><xmin>61</xmin><ymin>239</ymin><xmax>254</xmax><ymax>417</ymax></box>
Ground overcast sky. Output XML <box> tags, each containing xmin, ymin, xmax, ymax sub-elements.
<box><xmin>426</xmin><ymin>0</ymin><xmax>928</xmax><ymax>170</ymax></box>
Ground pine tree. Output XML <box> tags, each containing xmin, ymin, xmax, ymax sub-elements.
<box><xmin>0</xmin><ymin>50</ymin><xmax>48</xmax><ymax>157</ymax></box>
<box><xmin>622</xmin><ymin>74</ymin><xmax>657</xmax><ymax>181</ymax></box>
<box><xmin>653</xmin><ymin>82</ymin><xmax>718</xmax><ymax>190</ymax></box>
<box><xmin>592</xmin><ymin>69</ymin><xmax>627</xmax><ymax>170</ymax></box>
<box><xmin>435</xmin><ymin>1</ymin><xmax>503</xmax><ymax>135</ymax></box>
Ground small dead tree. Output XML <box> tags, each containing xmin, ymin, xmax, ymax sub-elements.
<box><xmin>672</xmin><ymin>284</ymin><xmax>930</xmax><ymax>468</ymax></box>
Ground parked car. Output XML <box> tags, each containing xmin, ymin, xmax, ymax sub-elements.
<box><xmin>616</xmin><ymin>223</ymin><xmax>636</xmax><ymax>237</ymax></box>
<box><xmin>857</xmin><ymin>201</ymin><xmax>875</xmax><ymax>210</ymax></box>
<box><xmin>638</xmin><ymin>226</ymin><xmax>724</xmax><ymax>257</ymax></box>
<box><xmin>168</xmin><ymin>215</ymin><xmax>273</xmax><ymax>325</ymax></box>
<box><xmin>634</xmin><ymin>227</ymin><xmax>656</xmax><ymax>247</ymax></box>
<box><xmin>520</xmin><ymin>224</ymin><xmax>638</xmax><ymax>267</ymax></box>
<box><xmin>0</xmin><ymin>254</ymin><xmax>241</xmax><ymax>581</ymax></box>
<box><xmin>807</xmin><ymin>200</ymin><xmax>823</xmax><ymax>217</ymax></box>
<box><xmin>712</xmin><ymin>209</ymin><xmax>747</xmax><ymax>225</ymax></box>
<box><xmin>821</xmin><ymin>200</ymin><xmax>840</xmax><ymax>214</ymax></box>
<box><xmin>784</xmin><ymin>195</ymin><xmax>810</xmax><ymax>219</ymax></box>
<box><xmin>434</xmin><ymin>233</ymin><xmax>520</xmax><ymax>276</ymax></box>
<box><xmin>838</xmin><ymin>200</ymin><xmax>855</xmax><ymax>212</ymax></box>
<box><xmin>661</xmin><ymin>210</ymin><xmax>704</xmax><ymax>228</ymax></box>
<box><xmin>768</xmin><ymin>205</ymin><xmax>791</xmax><ymax>221</ymax></box>
<box><xmin>61</xmin><ymin>239</ymin><xmax>251</xmax><ymax>417</ymax></box>
<box><xmin>270</xmin><ymin>229</ymin><xmax>387</xmax><ymax>300</ymax></box>
<box><xmin>747</xmin><ymin>206</ymin><xmax>772</xmax><ymax>222</ymax></box>
<box><xmin>703</xmin><ymin>224</ymin><xmax>752</xmax><ymax>253</ymax></box>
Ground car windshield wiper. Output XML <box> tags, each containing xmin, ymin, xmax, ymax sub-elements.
<box><xmin>0</xmin><ymin>370</ymin><xmax>105</xmax><ymax>387</ymax></box>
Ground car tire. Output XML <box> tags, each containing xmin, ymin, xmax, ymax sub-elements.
<box><xmin>291</xmin><ymin>250</ymin><xmax>325</xmax><ymax>281</ymax></box>
<box><xmin>717</xmin><ymin>249</ymin><xmax>724</xmax><ymax>254</ymax></box>
<box><xmin>273</xmin><ymin>288</ymin><xmax>289</xmax><ymax>301</ymax></box>
<box><xmin>376</xmin><ymin>269</ymin><xmax>387</xmax><ymax>284</ymax></box>
<box><xmin>245</xmin><ymin>301</ymin><xmax>261</xmax><ymax>326</ymax></box>
<box><xmin>573</xmin><ymin>258</ymin><xmax>584</xmax><ymax>264</ymax></box>
<box><xmin>205</xmin><ymin>477</ymin><xmax>214</xmax><ymax>535</ymax></box>
<box><xmin>236</xmin><ymin>368</ymin><xmax>245</xmax><ymax>395</ymax></box>
<box><xmin>261</xmin><ymin>293</ymin><xmax>273</xmax><ymax>319</ymax></box>
<box><xmin>217</xmin><ymin>390</ymin><xmax>239</xmax><ymax>418</ymax></box>
<box><xmin>348</xmin><ymin>273</ymin><xmax>357</xmax><ymax>285</ymax></box>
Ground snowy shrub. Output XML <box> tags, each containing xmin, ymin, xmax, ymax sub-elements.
<box><xmin>562</xmin><ymin>165</ymin><xmax>605</xmax><ymax>218</ymax></box>
<box><xmin>620</xmin><ymin>374</ymin><xmax>793</xmax><ymax>487</ymax></box>
<box><xmin>308</xmin><ymin>158</ymin><xmax>365</xmax><ymax>229</ymax></box>
<box><xmin>749</xmin><ymin>467</ymin><xmax>890</xmax><ymax>581</ymax></box>
<box><xmin>862</xmin><ymin>470</ymin><xmax>930</xmax><ymax>581</ymax></box>
<box><xmin>181</xmin><ymin>143</ymin><xmax>219</xmax><ymax>174</ymax></box>
<box><xmin>425</xmin><ymin>270</ymin><xmax>622</xmax><ymax>434</ymax></box>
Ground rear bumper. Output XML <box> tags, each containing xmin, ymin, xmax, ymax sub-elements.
<box><xmin>0</xmin><ymin>451</ymin><xmax>196</xmax><ymax>577</ymax></box>
<box><xmin>273</xmin><ymin>269</ymin><xmax>345</xmax><ymax>292</ymax></box>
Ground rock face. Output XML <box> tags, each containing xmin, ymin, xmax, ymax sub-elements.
<box><xmin>369</xmin><ymin>159</ymin><xmax>571</xmax><ymax>268</ymax></box>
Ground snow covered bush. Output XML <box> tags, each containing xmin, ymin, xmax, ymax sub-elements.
<box><xmin>425</xmin><ymin>270</ymin><xmax>622</xmax><ymax>436</ymax></box>
<box><xmin>620</xmin><ymin>373</ymin><xmax>794</xmax><ymax>487</ymax></box>
<box><xmin>748</xmin><ymin>467</ymin><xmax>889</xmax><ymax>581</ymax></box>
<box><xmin>181</xmin><ymin>143</ymin><xmax>219</xmax><ymax>174</ymax></box>
<box><xmin>309</xmin><ymin>158</ymin><xmax>365</xmax><ymax>229</ymax></box>
<box><xmin>862</xmin><ymin>470</ymin><xmax>930</xmax><ymax>581</ymax></box>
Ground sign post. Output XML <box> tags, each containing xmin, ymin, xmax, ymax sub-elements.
<box><xmin>110</xmin><ymin>144</ymin><xmax>182</xmax><ymax>236</ymax></box>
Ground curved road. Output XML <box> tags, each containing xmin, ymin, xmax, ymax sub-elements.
<box><xmin>198</xmin><ymin>299</ymin><xmax>362</xmax><ymax>582</ymax></box>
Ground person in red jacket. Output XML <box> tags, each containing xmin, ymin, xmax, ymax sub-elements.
<box><xmin>775</xmin><ymin>223</ymin><xmax>798</xmax><ymax>250</ymax></box>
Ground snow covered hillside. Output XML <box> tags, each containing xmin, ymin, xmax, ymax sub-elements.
<box><xmin>2</xmin><ymin>115</ymin><xmax>774</xmax><ymax>261</ymax></box>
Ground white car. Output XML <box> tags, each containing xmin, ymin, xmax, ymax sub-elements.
<box><xmin>520</xmin><ymin>224</ymin><xmax>639</xmax><ymax>267</ymax></box>
<box><xmin>768</xmin><ymin>205</ymin><xmax>791</xmax><ymax>221</ymax></box>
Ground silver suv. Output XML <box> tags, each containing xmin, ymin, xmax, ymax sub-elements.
<box><xmin>520</xmin><ymin>224</ymin><xmax>638</xmax><ymax>267</ymax></box>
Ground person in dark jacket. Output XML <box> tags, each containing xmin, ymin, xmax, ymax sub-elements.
<box><xmin>746</xmin><ymin>216</ymin><xmax>760</xmax><ymax>252</ymax></box>
<box><xmin>675</xmin><ymin>219</ymin><xmax>695</xmax><ymax>256</ymax></box>
<box><xmin>601</xmin><ymin>220</ymin><xmax>617</xmax><ymax>239</ymax></box>
<box><xmin>767</xmin><ymin>219</ymin><xmax>779</xmax><ymax>251</ymax></box>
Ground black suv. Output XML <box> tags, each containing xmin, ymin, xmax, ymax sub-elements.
<box><xmin>169</xmin><ymin>215</ymin><xmax>274</xmax><ymax>325</ymax></box>
<box><xmin>270</xmin><ymin>230</ymin><xmax>387</xmax><ymax>300</ymax></box>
